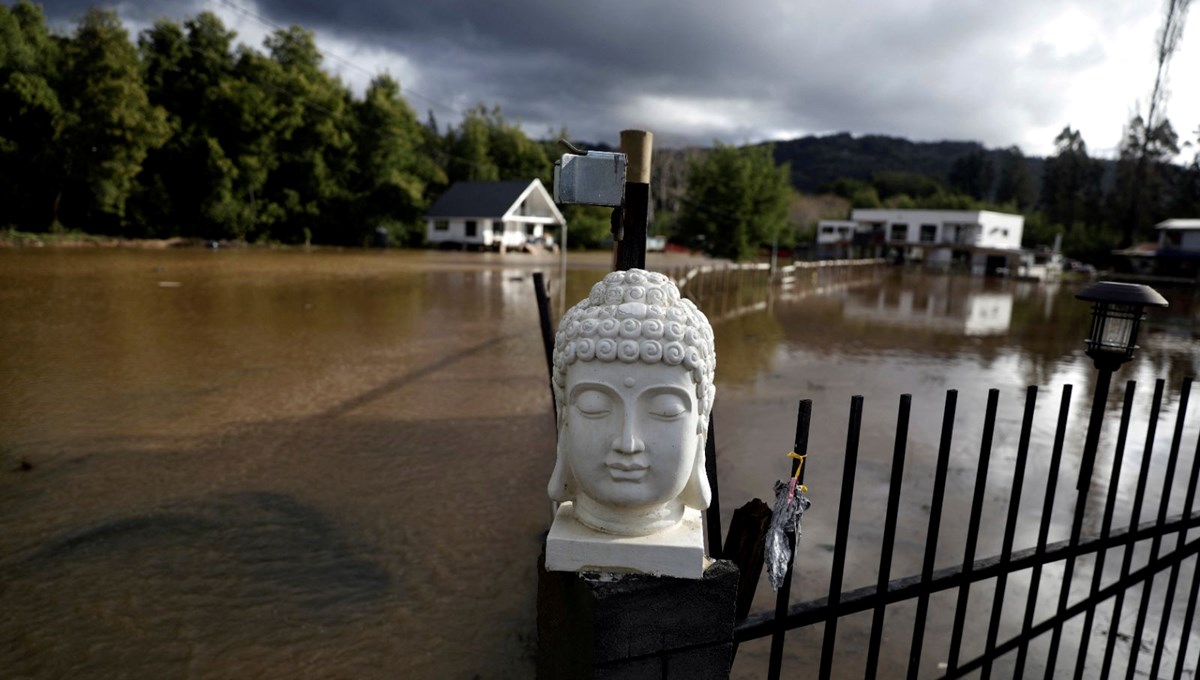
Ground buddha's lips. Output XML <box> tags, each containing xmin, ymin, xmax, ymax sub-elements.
<box><xmin>606</xmin><ymin>462</ymin><xmax>649</xmax><ymax>481</ymax></box>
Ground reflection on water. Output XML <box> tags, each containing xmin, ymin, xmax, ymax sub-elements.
<box><xmin>2</xmin><ymin>251</ymin><xmax>1199</xmax><ymax>678</ymax></box>
<box><xmin>843</xmin><ymin>278</ymin><xmax>1014</xmax><ymax>336</ymax></box>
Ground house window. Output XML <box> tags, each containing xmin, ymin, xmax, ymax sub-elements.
<box><xmin>434</xmin><ymin>220</ymin><xmax>449</xmax><ymax>232</ymax></box>
<box><xmin>526</xmin><ymin>223</ymin><xmax>535</xmax><ymax>235</ymax></box>
<box><xmin>821</xmin><ymin>226</ymin><xmax>835</xmax><ymax>234</ymax></box>
<box><xmin>890</xmin><ymin>223</ymin><xmax>908</xmax><ymax>241</ymax></box>
<box><xmin>491</xmin><ymin>222</ymin><xmax>504</xmax><ymax>235</ymax></box>
<box><xmin>465</xmin><ymin>220</ymin><xmax>477</xmax><ymax>237</ymax></box>
<box><xmin>920</xmin><ymin>224</ymin><xmax>937</xmax><ymax>242</ymax></box>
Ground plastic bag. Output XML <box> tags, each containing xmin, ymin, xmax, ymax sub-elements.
<box><xmin>766</xmin><ymin>478</ymin><xmax>812</xmax><ymax>591</ymax></box>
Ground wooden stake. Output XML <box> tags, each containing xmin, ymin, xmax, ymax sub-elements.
<box><xmin>614</xmin><ymin>130</ymin><xmax>653</xmax><ymax>271</ymax></box>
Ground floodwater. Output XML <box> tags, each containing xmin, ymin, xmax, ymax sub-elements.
<box><xmin>1</xmin><ymin>248</ymin><xmax>1199</xmax><ymax>679</ymax></box>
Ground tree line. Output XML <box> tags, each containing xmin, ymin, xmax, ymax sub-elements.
<box><xmin>3</xmin><ymin>2</ymin><xmax>1197</xmax><ymax>263</ymax></box>
<box><xmin>0</xmin><ymin>3</ymin><xmax>571</xmax><ymax>246</ymax></box>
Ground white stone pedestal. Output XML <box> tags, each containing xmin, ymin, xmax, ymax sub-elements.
<box><xmin>545</xmin><ymin>502</ymin><xmax>708</xmax><ymax>579</ymax></box>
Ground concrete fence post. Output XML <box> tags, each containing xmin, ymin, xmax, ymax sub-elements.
<box><xmin>537</xmin><ymin>549</ymin><xmax>739</xmax><ymax>679</ymax></box>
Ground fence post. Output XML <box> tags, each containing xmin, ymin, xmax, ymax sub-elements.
<box><xmin>537</xmin><ymin>555</ymin><xmax>739</xmax><ymax>679</ymax></box>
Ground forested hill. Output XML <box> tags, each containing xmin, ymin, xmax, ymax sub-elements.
<box><xmin>767</xmin><ymin>132</ymin><xmax>1049</xmax><ymax>195</ymax></box>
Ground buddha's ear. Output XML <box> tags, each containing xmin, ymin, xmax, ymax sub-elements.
<box><xmin>548</xmin><ymin>427</ymin><xmax>575</xmax><ymax>502</ymax></box>
<box><xmin>680</xmin><ymin>436</ymin><xmax>712</xmax><ymax>510</ymax></box>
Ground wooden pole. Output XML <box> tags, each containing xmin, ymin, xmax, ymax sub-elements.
<box><xmin>614</xmin><ymin>130</ymin><xmax>652</xmax><ymax>271</ymax></box>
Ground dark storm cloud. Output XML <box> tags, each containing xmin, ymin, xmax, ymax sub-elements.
<box><xmin>39</xmin><ymin>0</ymin><xmax>1157</xmax><ymax>150</ymax></box>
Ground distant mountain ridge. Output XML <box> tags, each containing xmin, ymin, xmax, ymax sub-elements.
<box><xmin>765</xmin><ymin>132</ymin><xmax>1047</xmax><ymax>195</ymax></box>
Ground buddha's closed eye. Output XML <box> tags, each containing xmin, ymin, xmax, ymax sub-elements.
<box><xmin>648</xmin><ymin>393</ymin><xmax>687</xmax><ymax>419</ymax></box>
<box><xmin>575</xmin><ymin>390</ymin><xmax>613</xmax><ymax>417</ymax></box>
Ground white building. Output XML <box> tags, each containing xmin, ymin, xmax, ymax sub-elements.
<box><xmin>1137</xmin><ymin>218</ymin><xmax>1200</xmax><ymax>277</ymax></box>
<box><xmin>816</xmin><ymin>209</ymin><xmax>1025</xmax><ymax>275</ymax></box>
<box><xmin>425</xmin><ymin>179</ymin><xmax>565</xmax><ymax>251</ymax></box>
<box><xmin>1156</xmin><ymin>219</ymin><xmax>1200</xmax><ymax>253</ymax></box>
<box><xmin>814</xmin><ymin>220</ymin><xmax>859</xmax><ymax>259</ymax></box>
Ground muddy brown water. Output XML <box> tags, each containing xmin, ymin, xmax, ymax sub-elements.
<box><xmin>2</xmin><ymin>248</ymin><xmax>1200</xmax><ymax>678</ymax></box>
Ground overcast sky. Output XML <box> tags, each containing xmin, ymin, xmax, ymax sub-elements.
<box><xmin>44</xmin><ymin>0</ymin><xmax>1200</xmax><ymax>160</ymax></box>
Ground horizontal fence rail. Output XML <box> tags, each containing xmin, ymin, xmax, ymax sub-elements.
<box><xmin>661</xmin><ymin>259</ymin><xmax>886</xmax><ymax>324</ymax></box>
<box><xmin>735</xmin><ymin>378</ymin><xmax>1200</xmax><ymax>680</ymax></box>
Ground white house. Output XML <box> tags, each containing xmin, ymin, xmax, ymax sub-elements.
<box><xmin>1142</xmin><ymin>218</ymin><xmax>1200</xmax><ymax>276</ymax></box>
<box><xmin>814</xmin><ymin>220</ymin><xmax>859</xmax><ymax>259</ymax></box>
<box><xmin>425</xmin><ymin>179</ymin><xmax>566</xmax><ymax>251</ymax></box>
<box><xmin>1156</xmin><ymin>219</ymin><xmax>1200</xmax><ymax>253</ymax></box>
<box><xmin>817</xmin><ymin>209</ymin><xmax>1025</xmax><ymax>275</ymax></box>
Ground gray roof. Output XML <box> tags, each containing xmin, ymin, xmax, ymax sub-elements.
<box><xmin>425</xmin><ymin>180</ymin><xmax>533</xmax><ymax>218</ymax></box>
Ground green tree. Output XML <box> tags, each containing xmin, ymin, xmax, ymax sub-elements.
<box><xmin>206</xmin><ymin>45</ymin><xmax>292</xmax><ymax>241</ymax></box>
<box><xmin>994</xmin><ymin>146</ymin><xmax>1036</xmax><ymax>210</ymax></box>
<box><xmin>258</xmin><ymin>25</ymin><xmax>354</xmax><ymax>244</ymax></box>
<box><xmin>560</xmin><ymin>204</ymin><xmax>613</xmax><ymax>250</ymax></box>
<box><xmin>443</xmin><ymin>105</ymin><xmax>499</xmax><ymax>183</ymax></box>
<box><xmin>1108</xmin><ymin>115</ymin><xmax>1179</xmax><ymax>242</ymax></box>
<box><xmin>871</xmin><ymin>171</ymin><xmax>944</xmax><ymax>200</ymax></box>
<box><xmin>849</xmin><ymin>186</ymin><xmax>882</xmax><ymax>209</ymax></box>
<box><xmin>483</xmin><ymin>107</ymin><xmax>550</xmax><ymax>183</ymax></box>
<box><xmin>347</xmin><ymin>74</ymin><xmax>445</xmax><ymax>246</ymax></box>
<box><xmin>57</xmin><ymin>8</ymin><xmax>169</xmax><ymax>232</ymax></box>
<box><xmin>130</xmin><ymin>13</ymin><xmax>240</xmax><ymax>238</ymax></box>
<box><xmin>1040</xmin><ymin>126</ymin><xmax>1103</xmax><ymax>230</ymax></box>
<box><xmin>1173</xmin><ymin>125</ymin><xmax>1200</xmax><ymax>217</ymax></box>
<box><xmin>676</xmin><ymin>143</ymin><xmax>791</xmax><ymax>261</ymax></box>
<box><xmin>0</xmin><ymin>0</ymin><xmax>63</xmax><ymax>230</ymax></box>
<box><xmin>1119</xmin><ymin>0</ymin><xmax>1192</xmax><ymax>247</ymax></box>
<box><xmin>440</xmin><ymin>104</ymin><xmax>552</xmax><ymax>185</ymax></box>
<box><xmin>948</xmin><ymin>149</ymin><xmax>994</xmax><ymax>201</ymax></box>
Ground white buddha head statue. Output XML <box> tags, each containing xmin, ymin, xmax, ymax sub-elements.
<box><xmin>549</xmin><ymin>269</ymin><xmax>716</xmax><ymax>537</ymax></box>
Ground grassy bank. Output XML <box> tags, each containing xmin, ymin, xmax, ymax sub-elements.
<box><xmin>0</xmin><ymin>229</ymin><xmax>261</xmax><ymax>249</ymax></box>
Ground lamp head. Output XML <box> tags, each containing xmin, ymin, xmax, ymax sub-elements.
<box><xmin>1075</xmin><ymin>281</ymin><xmax>1168</xmax><ymax>369</ymax></box>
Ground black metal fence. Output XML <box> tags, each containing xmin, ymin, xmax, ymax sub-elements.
<box><xmin>733</xmin><ymin>378</ymin><xmax>1200</xmax><ymax>679</ymax></box>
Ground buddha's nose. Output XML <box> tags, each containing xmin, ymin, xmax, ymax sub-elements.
<box><xmin>612</xmin><ymin>414</ymin><xmax>645</xmax><ymax>455</ymax></box>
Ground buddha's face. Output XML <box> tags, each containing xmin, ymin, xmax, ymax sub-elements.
<box><xmin>561</xmin><ymin>360</ymin><xmax>701</xmax><ymax>510</ymax></box>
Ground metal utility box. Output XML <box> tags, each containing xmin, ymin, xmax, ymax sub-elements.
<box><xmin>554</xmin><ymin>151</ymin><xmax>627</xmax><ymax>207</ymax></box>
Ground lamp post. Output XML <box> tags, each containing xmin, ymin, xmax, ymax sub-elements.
<box><xmin>1074</xmin><ymin>281</ymin><xmax>1169</xmax><ymax>490</ymax></box>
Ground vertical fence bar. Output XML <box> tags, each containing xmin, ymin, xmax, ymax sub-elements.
<box><xmin>865</xmin><ymin>394</ymin><xmax>912</xmax><ymax>680</ymax></box>
<box><xmin>1127</xmin><ymin>378</ymin><xmax>1192</xmax><ymax>680</ymax></box>
<box><xmin>532</xmin><ymin>273</ymin><xmax>555</xmax><ymax>372</ymax></box>
<box><xmin>1101</xmin><ymin>378</ymin><xmax>1166</xmax><ymax>678</ymax></box>
<box><xmin>767</xmin><ymin>400</ymin><xmax>812</xmax><ymax>680</ymax></box>
<box><xmin>1072</xmin><ymin>381</ymin><xmax>1137</xmax><ymax>680</ymax></box>
<box><xmin>947</xmin><ymin>389</ymin><xmax>1000</xmax><ymax>674</ymax></box>
<box><xmin>981</xmin><ymin>385</ymin><xmax>1038</xmax><ymax>679</ymax></box>
<box><xmin>1152</xmin><ymin>379</ymin><xmax>1198</xmax><ymax>680</ymax></box>
<box><xmin>907</xmin><ymin>389</ymin><xmax>958</xmax><ymax>680</ymax></box>
<box><xmin>1172</xmin><ymin>419</ymin><xmax>1200</xmax><ymax>680</ymax></box>
<box><xmin>1013</xmin><ymin>384</ymin><xmax>1072</xmax><ymax>678</ymax></box>
<box><xmin>1049</xmin><ymin>374</ymin><xmax>1146</xmax><ymax>678</ymax></box>
<box><xmin>1193</xmin><ymin>627</ymin><xmax>1200</xmax><ymax>680</ymax></box>
<box><xmin>532</xmin><ymin>272</ymin><xmax>557</xmax><ymax>422</ymax></box>
<box><xmin>704</xmin><ymin>412</ymin><xmax>723</xmax><ymax>559</ymax></box>
<box><xmin>819</xmin><ymin>395</ymin><xmax>864</xmax><ymax>679</ymax></box>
